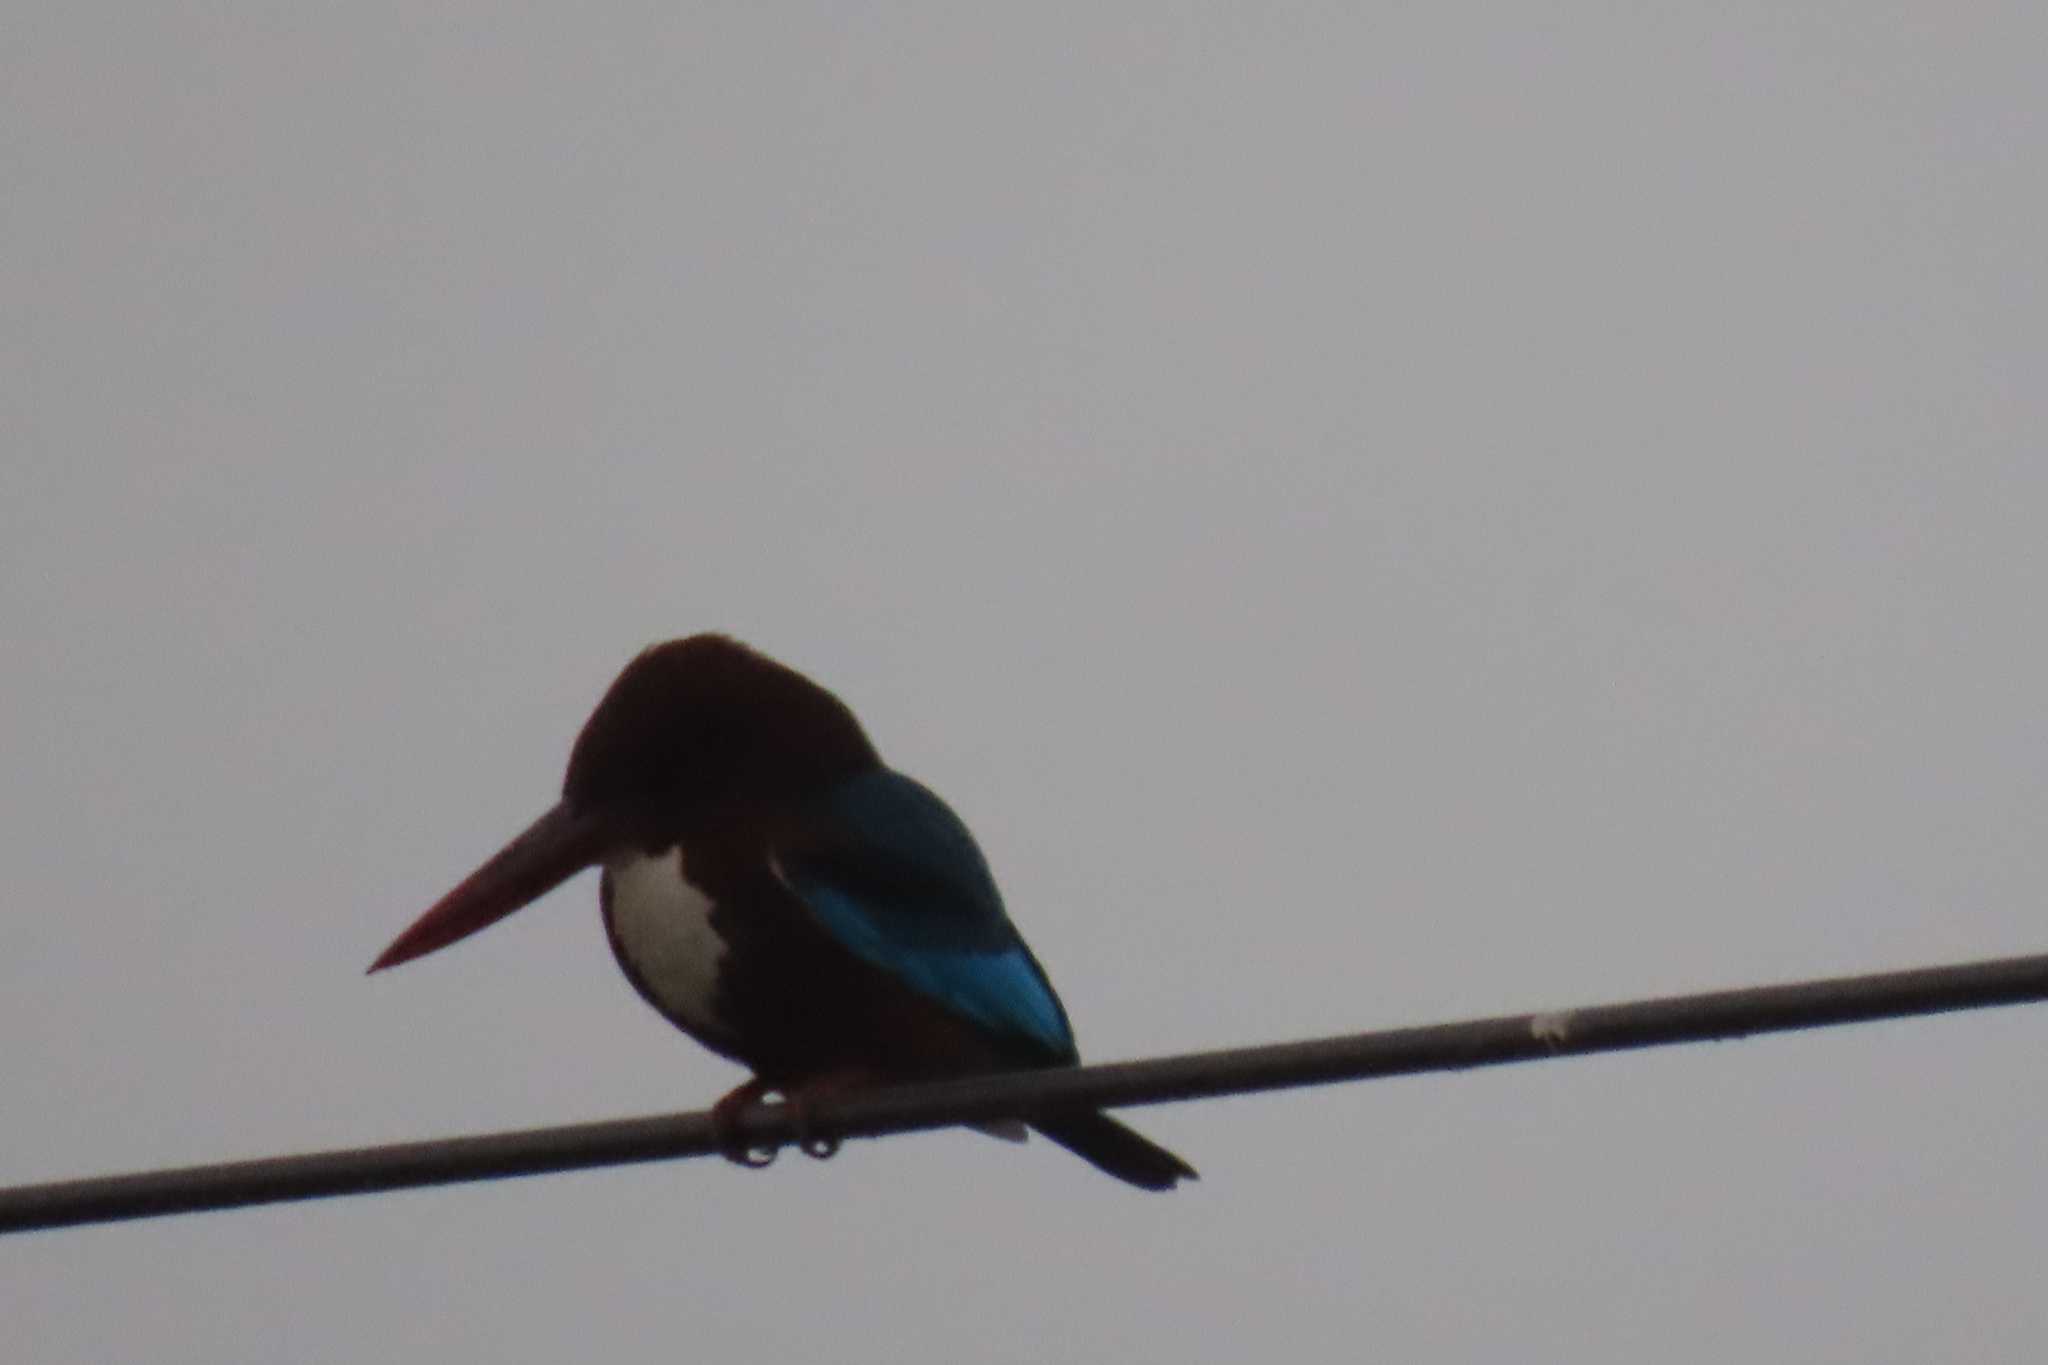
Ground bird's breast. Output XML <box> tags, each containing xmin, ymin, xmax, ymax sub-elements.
<box><xmin>601</xmin><ymin>847</ymin><xmax>733</xmax><ymax>1043</ymax></box>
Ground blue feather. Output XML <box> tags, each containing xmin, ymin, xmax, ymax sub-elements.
<box><xmin>777</xmin><ymin>770</ymin><xmax>1076</xmax><ymax>1061</ymax></box>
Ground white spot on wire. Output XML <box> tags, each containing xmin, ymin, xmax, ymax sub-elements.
<box><xmin>1530</xmin><ymin>1011</ymin><xmax>1574</xmax><ymax>1048</ymax></box>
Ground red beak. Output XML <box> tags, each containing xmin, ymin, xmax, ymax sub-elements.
<box><xmin>368</xmin><ymin>802</ymin><xmax>608</xmax><ymax>973</ymax></box>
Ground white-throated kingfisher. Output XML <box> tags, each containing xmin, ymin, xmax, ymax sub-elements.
<box><xmin>370</xmin><ymin>635</ymin><xmax>1195</xmax><ymax>1190</ymax></box>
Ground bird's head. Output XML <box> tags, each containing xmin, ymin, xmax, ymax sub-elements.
<box><xmin>563</xmin><ymin>634</ymin><xmax>878</xmax><ymax>825</ymax></box>
<box><xmin>368</xmin><ymin>634</ymin><xmax>878</xmax><ymax>973</ymax></box>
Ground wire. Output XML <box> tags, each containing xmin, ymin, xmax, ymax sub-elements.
<box><xmin>7</xmin><ymin>947</ymin><xmax>2048</xmax><ymax>1234</ymax></box>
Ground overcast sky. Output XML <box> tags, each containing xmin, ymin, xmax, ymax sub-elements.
<box><xmin>7</xmin><ymin>6</ymin><xmax>2047</xmax><ymax>1361</ymax></box>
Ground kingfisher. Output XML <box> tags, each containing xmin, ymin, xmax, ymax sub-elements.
<box><xmin>370</xmin><ymin>634</ymin><xmax>1195</xmax><ymax>1190</ymax></box>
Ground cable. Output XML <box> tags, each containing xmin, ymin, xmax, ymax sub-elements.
<box><xmin>7</xmin><ymin>947</ymin><xmax>2048</xmax><ymax>1234</ymax></box>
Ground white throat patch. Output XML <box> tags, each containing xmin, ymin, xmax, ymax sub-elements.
<box><xmin>604</xmin><ymin>847</ymin><xmax>728</xmax><ymax>1037</ymax></box>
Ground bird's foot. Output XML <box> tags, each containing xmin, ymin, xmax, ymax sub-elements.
<box><xmin>710</xmin><ymin>1077</ymin><xmax>780</xmax><ymax>1168</ymax></box>
<box><xmin>795</xmin><ymin>1120</ymin><xmax>840</xmax><ymax>1161</ymax></box>
<box><xmin>784</xmin><ymin>1067</ymin><xmax>884</xmax><ymax>1162</ymax></box>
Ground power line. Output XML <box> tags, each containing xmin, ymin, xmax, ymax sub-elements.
<box><xmin>7</xmin><ymin>947</ymin><xmax>2048</xmax><ymax>1234</ymax></box>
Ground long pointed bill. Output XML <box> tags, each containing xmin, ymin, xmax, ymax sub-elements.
<box><xmin>369</xmin><ymin>802</ymin><xmax>608</xmax><ymax>973</ymax></box>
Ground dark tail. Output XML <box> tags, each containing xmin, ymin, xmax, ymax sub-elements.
<box><xmin>1031</xmin><ymin>1110</ymin><xmax>1197</xmax><ymax>1191</ymax></box>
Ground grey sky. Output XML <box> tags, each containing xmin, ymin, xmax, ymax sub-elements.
<box><xmin>6</xmin><ymin>6</ymin><xmax>2046</xmax><ymax>1361</ymax></box>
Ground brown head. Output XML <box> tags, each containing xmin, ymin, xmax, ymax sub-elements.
<box><xmin>368</xmin><ymin>634</ymin><xmax>879</xmax><ymax>973</ymax></box>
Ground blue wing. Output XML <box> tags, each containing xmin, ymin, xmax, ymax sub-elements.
<box><xmin>775</xmin><ymin>769</ymin><xmax>1077</xmax><ymax>1063</ymax></box>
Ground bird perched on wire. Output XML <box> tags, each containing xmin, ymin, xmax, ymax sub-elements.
<box><xmin>370</xmin><ymin>634</ymin><xmax>1196</xmax><ymax>1190</ymax></box>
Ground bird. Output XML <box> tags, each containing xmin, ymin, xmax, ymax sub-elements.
<box><xmin>370</xmin><ymin>634</ymin><xmax>1195</xmax><ymax>1190</ymax></box>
